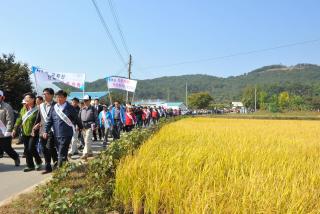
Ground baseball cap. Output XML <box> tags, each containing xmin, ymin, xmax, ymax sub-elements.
<box><xmin>83</xmin><ymin>95</ymin><xmax>91</xmax><ymax>100</ymax></box>
<box><xmin>0</xmin><ymin>90</ymin><xmax>3</xmax><ymax>97</ymax></box>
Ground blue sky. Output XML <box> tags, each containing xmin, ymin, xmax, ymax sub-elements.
<box><xmin>0</xmin><ymin>0</ymin><xmax>319</xmax><ymax>81</ymax></box>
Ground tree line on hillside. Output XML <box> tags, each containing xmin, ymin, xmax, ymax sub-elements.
<box><xmin>241</xmin><ymin>83</ymin><xmax>320</xmax><ymax>112</ymax></box>
<box><xmin>1</xmin><ymin>53</ymin><xmax>320</xmax><ymax>112</ymax></box>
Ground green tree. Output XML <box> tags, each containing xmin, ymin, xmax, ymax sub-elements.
<box><xmin>269</xmin><ymin>94</ymin><xmax>279</xmax><ymax>112</ymax></box>
<box><xmin>241</xmin><ymin>86</ymin><xmax>256</xmax><ymax>109</ymax></box>
<box><xmin>0</xmin><ymin>54</ymin><xmax>33</xmax><ymax>110</ymax></box>
<box><xmin>289</xmin><ymin>95</ymin><xmax>305</xmax><ymax>111</ymax></box>
<box><xmin>188</xmin><ymin>92</ymin><xmax>213</xmax><ymax>109</ymax></box>
<box><xmin>259</xmin><ymin>91</ymin><xmax>268</xmax><ymax>110</ymax></box>
<box><xmin>278</xmin><ymin>91</ymin><xmax>290</xmax><ymax>110</ymax></box>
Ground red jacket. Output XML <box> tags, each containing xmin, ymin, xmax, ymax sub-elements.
<box><xmin>125</xmin><ymin>112</ymin><xmax>136</xmax><ymax>126</ymax></box>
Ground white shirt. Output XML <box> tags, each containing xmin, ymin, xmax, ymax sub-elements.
<box><xmin>57</xmin><ymin>102</ymin><xmax>67</xmax><ymax>111</ymax></box>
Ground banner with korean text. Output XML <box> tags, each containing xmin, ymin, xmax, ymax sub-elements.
<box><xmin>32</xmin><ymin>66</ymin><xmax>85</xmax><ymax>90</ymax></box>
<box><xmin>107</xmin><ymin>76</ymin><xmax>137</xmax><ymax>92</ymax></box>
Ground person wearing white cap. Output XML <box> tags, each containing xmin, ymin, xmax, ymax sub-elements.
<box><xmin>0</xmin><ymin>90</ymin><xmax>20</xmax><ymax>166</ymax></box>
<box><xmin>79</xmin><ymin>95</ymin><xmax>98</xmax><ymax>159</ymax></box>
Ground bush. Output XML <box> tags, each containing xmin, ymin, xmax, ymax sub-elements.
<box><xmin>38</xmin><ymin>117</ymin><xmax>183</xmax><ymax>213</ymax></box>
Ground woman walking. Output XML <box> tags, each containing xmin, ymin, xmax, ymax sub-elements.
<box><xmin>12</xmin><ymin>93</ymin><xmax>42</xmax><ymax>172</ymax></box>
<box><xmin>98</xmin><ymin>105</ymin><xmax>113</xmax><ymax>147</ymax></box>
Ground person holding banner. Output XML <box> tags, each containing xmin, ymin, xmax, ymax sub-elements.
<box><xmin>12</xmin><ymin>93</ymin><xmax>42</xmax><ymax>172</ymax></box>
<box><xmin>44</xmin><ymin>90</ymin><xmax>82</xmax><ymax>167</ymax></box>
<box><xmin>111</xmin><ymin>101</ymin><xmax>126</xmax><ymax>140</ymax></box>
<box><xmin>33</xmin><ymin>88</ymin><xmax>58</xmax><ymax>174</ymax></box>
<box><xmin>0</xmin><ymin>90</ymin><xmax>20</xmax><ymax>167</ymax></box>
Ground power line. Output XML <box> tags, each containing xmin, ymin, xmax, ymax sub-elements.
<box><xmin>107</xmin><ymin>0</ymin><xmax>130</xmax><ymax>56</ymax></box>
<box><xmin>91</xmin><ymin>0</ymin><xmax>127</xmax><ymax>65</ymax></box>
<box><xmin>140</xmin><ymin>38</ymin><xmax>320</xmax><ymax>70</ymax></box>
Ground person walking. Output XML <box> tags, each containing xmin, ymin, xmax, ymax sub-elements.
<box><xmin>68</xmin><ymin>97</ymin><xmax>81</xmax><ymax>156</ymax></box>
<box><xmin>124</xmin><ymin>107</ymin><xmax>136</xmax><ymax>132</ymax></box>
<box><xmin>33</xmin><ymin>88</ymin><xmax>58</xmax><ymax>174</ymax></box>
<box><xmin>93</xmin><ymin>99</ymin><xmax>103</xmax><ymax>141</ymax></box>
<box><xmin>12</xmin><ymin>93</ymin><xmax>42</xmax><ymax>172</ymax></box>
<box><xmin>44</xmin><ymin>90</ymin><xmax>82</xmax><ymax>167</ymax></box>
<box><xmin>0</xmin><ymin>90</ymin><xmax>20</xmax><ymax>166</ymax></box>
<box><xmin>111</xmin><ymin>101</ymin><xmax>126</xmax><ymax>140</ymax></box>
<box><xmin>79</xmin><ymin>95</ymin><xmax>98</xmax><ymax>159</ymax></box>
<box><xmin>98</xmin><ymin>105</ymin><xmax>113</xmax><ymax>147</ymax></box>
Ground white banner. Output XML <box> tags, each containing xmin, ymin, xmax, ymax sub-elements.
<box><xmin>32</xmin><ymin>66</ymin><xmax>85</xmax><ymax>90</ymax></box>
<box><xmin>107</xmin><ymin>76</ymin><xmax>137</xmax><ymax>92</ymax></box>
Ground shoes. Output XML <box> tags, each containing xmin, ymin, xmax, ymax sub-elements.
<box><xmin>80</xmin><ymin>155</ymin><xmax>87</xmax><ymax>160</ymax></box>
<box><xmin>35</xmin><ymin>163</ymin><xmax>42</xmax><ymax>171</ymax></box>
<box><xmin>14</xmin><ymin>157</ymin><xmax>20</xmax><ymax>166</ymax></box>
<box><xmin>41</xmin><ymin>169</ymin><xmax>52</xmax><ymax>174</ymax></box>
<box><xmin>87</xmin><ymin>153</ymin><xmax>93</xmax><ymax>157</ymax></box>
<box><xmin>68</xmin><ymin>152</ymin><xmax>79</xmax><ymax>157</ymax></box>
<box><xmin>23</xmin><ymin>167</ymin><xmax>35</xmax><ymax>172</ymax></box>
<box><xmin>53</xmin><ymin>162</ymin><xmax>58</xmax><ymax>170</ymax></box>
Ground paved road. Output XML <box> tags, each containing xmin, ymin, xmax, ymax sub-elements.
<box><xmin>0</xmin><ymin>139</ymin><xmax>107</xmax><ymax>205</ymax></box>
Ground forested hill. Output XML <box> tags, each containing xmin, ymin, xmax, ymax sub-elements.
<box><xmin>60</xmin><ymin>63</ymin><xmax>320</xmax><ymax>103</ymax></box>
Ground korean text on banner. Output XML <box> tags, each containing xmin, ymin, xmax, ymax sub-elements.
<box><xmin>107</xmin><ymin>76</ymin><xmax>137</xmax><ymax>92</ymax></box>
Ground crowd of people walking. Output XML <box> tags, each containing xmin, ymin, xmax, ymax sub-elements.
<box><xmin>0</xmin><ymin>88</ymin><xmax>181</xmax><ymax>174</ymax></box>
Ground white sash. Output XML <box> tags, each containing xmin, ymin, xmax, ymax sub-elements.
<box><xmin>0</xmin><ymin>119</ymin><xmax>7</xmax><ymax>134</ymax></box>
<box><xmin>40</xmin><ymin>103</ymin><xmax>48</xmax><ymax>123</ymax></box>
<box><xmin>54</xmin><ymin>104</ymin><xmax>75</xmax><ymax>133</ymax></box>
<box><xmin>22</xmin><ymin>107</ymin><xmax>37</xmax><ymax>125</ymax></box>
<box><xmin>126</xmin><ymin>112</ymin><xmax>135</xmax><ymax>125</ymax></box>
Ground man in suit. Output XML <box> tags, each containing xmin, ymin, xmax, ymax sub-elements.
<box><xmin>33</xmin><ymin>88</ymin><xmax>58</xmax><ymax>173</ymax></box>
<box><xmin>43</xmin><ymin>90</ymin><xmax>82</xmax><ymax>167</ymax></box>
<box><xmin>93</xmin><ymin>98</ymin><xmax>103</xmax><ymax>141</ymax></box>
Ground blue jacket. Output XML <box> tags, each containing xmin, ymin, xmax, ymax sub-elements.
<box><xmin>45</xmin><ymin>102</ymin><xmax>82</xmax><ymax>138</ymax></box>
<box><xmin>111</xmin><ymin>106</ymin><xmax>126</xmax><ymax>124</ymax></box>
<box><xmin>98</xmin><ymin>110</ymin><xmax>113</xmax><ymax>128</ymax></box>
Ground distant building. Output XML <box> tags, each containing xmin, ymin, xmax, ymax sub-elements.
<box><xmin>67</xmin><ymin>91</ymin><xmax>109</xmax><ymax>101</ymax></box>
<box><xmin>231</xmin><ymin>101</ymin><xmax>247</xmax><ymax>113</ymax></box>
<box><xmin>133</xmin><ymin>100</ymin><xmax>188</xmax><ymax>111</ymax></box>
<box><xmin>162</xmin><ymin>102</ymin><xmax>188</xmax><ymax>111</ymax></box>
<box><xmin>133</xmin><ymin>99</ymin><xmax>166</xmax><ymax>107</ymax></box>
<box><xmin>231</xmin><ymin>102</ymin><xmax>244</xmax><ymax>108</ymax></box>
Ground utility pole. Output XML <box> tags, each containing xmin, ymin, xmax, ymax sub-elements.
<box><xmin>126</xmin><ymin>54</ymin><xmax>132</xmax><ymax>104</ymax></box>
<box><xmin>185</xmin><ymin>82</ymin><xmax>188</xmax><ymax>108</ymax></box>
<box><xmin>254</xmin><ymin>86</ymin><xmax>257</xmax><ymax>112</ymax></box>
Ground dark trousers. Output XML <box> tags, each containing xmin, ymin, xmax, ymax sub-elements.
<box><xmin>125</xmin><ymin>125</ymin><xmax>134</xmax><ymax>132</ymax></box>
<box><xmin>93</xmin><ymin>127</ymin><xmax>102</xmax><ymax>141</ymax></box>
<box><xmin>22</xmin><ymin>135</ymin><xmax>42</xmax><ymax>168</ymax></box>
<box><xmin>40</xmin><ymin>134</ymin><xmax>58</xmax><ymax>171</ymax></box>
<box><xmin>112</xmin><ymin>120</ymin><xmax>122</xmax><ymax>140</ymax></box>
<box><xmin>55</xmin><ymin>136</ymin><xmax>72</xmax><ymax>167</ymax></box>
<box><xmin>0</xmin><ymin>137</ymin><xmax>19</xmax><ymax>160</ymax></box>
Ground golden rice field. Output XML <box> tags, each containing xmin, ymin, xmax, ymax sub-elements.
<box><xmin>115</xmin><ymin>118</ymin><xmax>320</xmax><ymax>213</ymax></box>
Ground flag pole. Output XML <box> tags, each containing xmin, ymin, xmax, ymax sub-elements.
<box><xmin>82</xmin><ymin>74</ymin><xmax>86</xmax><ymax>99</ymax></box>
<box><xmin>32</xmin><ymin>66</ymin><xmax>40</xmax><ymax>95</ymax></box>
<box><xmin>132</xmin><ymin>92</ymin><xmax>135</xmax><ymax>104</ymax></box>
<box><xmin>107</xmin><ymin>77</ymin><xmax>113</xmax><ymax>105</ymax></box>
